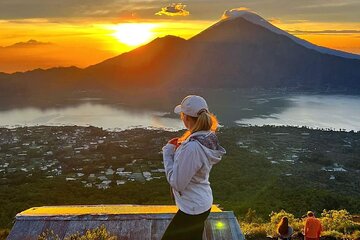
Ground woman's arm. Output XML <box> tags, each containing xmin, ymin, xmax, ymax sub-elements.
<box><xmin>162</xmin><ymin>141</ymin><xmax>203</xmax><ymax>192</ymax></box>
<box><xmin>162</xmin><ymin>143</ymin><xmax>176</xmax><ymax>184</ymax></box>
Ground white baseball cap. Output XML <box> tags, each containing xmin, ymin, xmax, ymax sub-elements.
<box><xmin>174</xmin><ymin>95</ymin><xmax>209</xmax><ymax>117</ymax></box>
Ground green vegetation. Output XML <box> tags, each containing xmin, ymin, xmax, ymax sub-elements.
<box><xmin>0</xmin><ymin>125</ymin><xmax>359</xmax><ymax>237</ymax></box>
<box><xmin>0</xmin><ymin>229</ymin><xmax>9</xmax><ymax>240</ymax></box>
<box><xmin>38</xmin><ymin>224</ymin><xmax>117</xmax><ymax>240</ymax></box>
<box><xmin>23</xmin><ymin>210</ymin><xmax>360</xmax><ymax>240</ymax></box>
<box><xmin>241</xmin><ymin>209</ymin><xmax>360</xmax><ymax>240</ymax></box>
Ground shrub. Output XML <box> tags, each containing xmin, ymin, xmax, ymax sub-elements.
<box><xmin>269</xmin><ymin>210</ymin><xmax>297</xmax><ymax>236</ymax></box>
<box><xmin>270</xmin><ymin>209</ymin><xmax>295</xmax><ymax>226</ymax></box>
<box><xmin>349</xmin><ymin>230</ymin><xmax>360</xmax><ymax>240</ymax></box>
<box><xmin>321</xmin><ymin>209</ymin><xmax>357</xmax><ymax>233</ymax></box>
<box><xmin>38</xmin><ymin>225</ymin><xmax>117</xmax><ymax>240</ymax></box>
<box><xmin>0</xmin><ymin>229</ymin><xmax>10</xmax><ymax>240</ymax></box>
<box><xmin>240</xmin><ymin>209</ymin><xmax>360</xmax><ymax>240</ymax></box>
<box><xmin>291</xmin><ymin>219</ymin><xmax>305</xmax><ymax>233</ymax></box>
<box><xmin>38</xmin><ymin>229</ymin><xmax>60</xmax><ymax>240</ymax></box>
<box><xmin>242</xmin><ymin>208</ymin><xmax>264</xmax><ymax>223</ymax></box>
<box><xmin>321</xmin><ymin>230</ymin><xmax>344</xmax><ymax>239</ymax></box>
<box><xmin>241</xmin><ymin>222</ymin><xmax>269</xmax><ymax>240</ymax></box>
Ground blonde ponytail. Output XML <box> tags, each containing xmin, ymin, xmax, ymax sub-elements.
<box><xmin>178</xmin><ymin>110</ymin><xmax>219</xmax><ymax>143</ymax></box>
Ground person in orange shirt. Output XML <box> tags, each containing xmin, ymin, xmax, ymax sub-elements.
<box><xmin>304</xmin><ymin>211</ymin><xmax>322</xmax><ymax>240</ymax></box>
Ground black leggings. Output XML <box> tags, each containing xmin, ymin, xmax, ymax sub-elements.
<box><xmin>161</xmin><ymin>208</ymin><xmax>211</xmax><ymax>240</ymax></box>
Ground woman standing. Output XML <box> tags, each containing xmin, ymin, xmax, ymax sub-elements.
<box><xmin>161</xmin><ymin>95</ymin><xmax>226</xmax><ymax>240</ymax></box>
<box><xmin>277</xmin><ymin>216</ymin><xmax>294</xmax><ymax>240</ymax></box>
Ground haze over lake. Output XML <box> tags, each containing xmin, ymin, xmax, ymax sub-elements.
<box><xmin>237</xmin><ymin>94</ymin><xmax>360</xmax><ymax>131</ymax></box>
<box><xmin>0</xmin><ymin>103</ymin><xmax>184</xmax><ymax>131</ymax></box>
<box><xmin>1</xmin><ymin>93</ymin><xmax>360</xmax><ymax>131</ymax></box>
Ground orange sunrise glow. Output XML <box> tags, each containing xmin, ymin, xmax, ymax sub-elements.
<box><xmin>1</xmin><ymin>2</ymin><xmax>360</xmax><ymax>237</ymax></box>
<box><xmin>111</xmin><ymin>23</ymin><xmax>157</xmax><ymax>46</ymax></box>
<box><xmin>0</xmin><ymin>1</ymin><xmax>359</xmax><ymax>73</ymax></box>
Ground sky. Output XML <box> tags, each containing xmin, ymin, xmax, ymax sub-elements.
<box><xmin>0</xmin><ymin>0</ymin><xmax>359</xmax><ymax>73</ymax></box>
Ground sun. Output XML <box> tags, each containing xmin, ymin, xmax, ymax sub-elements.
<box><xmin>112</xmin><ymin>23</ymin><xmax>156</xmax><ymax>46</ymax></box>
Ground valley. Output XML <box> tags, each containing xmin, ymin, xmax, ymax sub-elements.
<box><xmin>1</xmin><ymin>125</ymin><xmax>359</xmax><ymax>229</ymax></box>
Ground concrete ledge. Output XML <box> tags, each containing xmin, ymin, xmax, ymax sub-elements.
<box><xmin>8</xmin><ymin>204</ymin><xmax>245</xmax><ymax>240</ymax></box>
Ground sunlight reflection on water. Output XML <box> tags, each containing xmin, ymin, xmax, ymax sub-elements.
<box><xmin>0</xmin><ymin>102</ymin><xmax>184</xmax><ymax>131</ymax></box>
<box><xmin>1</xmin><ymin>94</ymin><xmax>360</xmax><ymax>131</ymax></box>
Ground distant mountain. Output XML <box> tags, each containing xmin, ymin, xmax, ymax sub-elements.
<box><xmin>82</xmin><ymin>35</ymin><xmax>186</xmax><ymax>88</ymax></box>
<box><xmin>177</xmin><ymin>11</ymin><xmax>360</xmax><ymax>88</ymax></box>
<box><xmin>215</xmin><ymin>10</ymin><xmax>360</xmax><ymax>60</ymax></box>
<box><xmin>0</xmin><ymin>66</ymin><xmax>82</xmax><ymax>101</ymax></box>
<box><xmin>1</xmin><ymin>10</ymin><xmax>360</xmax><ymax>101</ymax></box>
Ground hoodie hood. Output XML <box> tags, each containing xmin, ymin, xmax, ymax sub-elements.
<box><xmin>188</xmin><ymin>131</ymin><xmax>226</xmax><ymax>165</ymax></box>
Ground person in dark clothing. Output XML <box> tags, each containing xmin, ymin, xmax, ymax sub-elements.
<box><xmin>161</xmin><ymin>208</ymin><xmax>211</xmax><ymax>240</ymax></box>
<box><xmin>277</xmin><ymin>216</ymin><xmax>293</xmax><ymax>240</ymax></box>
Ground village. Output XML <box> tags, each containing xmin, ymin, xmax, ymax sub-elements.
<box><xmin>1</xmin><ymin>125</ymin><xmax>359</xmax><ymax>192</ymax></box>
<box><xmin>0</xmin><ymin>126</ymin><xmax>171</xmax><ymax>190</ymax></box>
<box><xmin>0</xmin><ymin>125</ymin><xmax>360</xmax><ymax>234</ymax></box>
<box><xmin>235</xmin><ymin>129</ymin><xmax>356</xmax><ymax>181</ymax></box>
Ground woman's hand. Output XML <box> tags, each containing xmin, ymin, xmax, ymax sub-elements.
<box><xmin>168</xmin><ymin>137</ymin><xmax>179</xmax><ymax>145</ymax></box>
<box><xmin>168</xmin><ymin>137</ymin><xmax>181</xmax><ymax>150</ymax></box>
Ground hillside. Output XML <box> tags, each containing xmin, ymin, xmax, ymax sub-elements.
<box><xmin>0</xmin><ymin>125</ymin><xmax>359</xmax><ymax>230</ymax></box>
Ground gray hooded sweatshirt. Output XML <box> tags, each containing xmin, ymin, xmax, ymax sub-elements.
<box><xmin>162</xmin><ymin>130</ymin><xmax>226</xmax><ymax>215</ymax></box>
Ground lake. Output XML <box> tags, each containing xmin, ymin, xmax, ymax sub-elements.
<box><xmin>0</xmin><ymin>92</ymin><xmax>359</xmax><ymax>131</ymax></box>
<box><xmin>236</xmin><ymin>94</ymin><xmax>360</xmax><ymax>131</ymax></box>
<box><xmin>0</xmin><ymin>103</ymin><xmax>184</xmax><ymax>131</ymax></box>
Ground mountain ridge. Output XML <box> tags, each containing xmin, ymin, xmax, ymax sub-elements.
<box><xmin>216</xmin><ymin>10</ymin><xmax>360</xmax><ymax>60</ymax></box>
<box><xmin>1</xmin><ymin>11</ymin><xmax>359</xmax><ymax>75</ymax></box>
<box><xmin>0</xmin><ymin>10</ymin><xmax>359</xmax><ymax>100</ymax></box>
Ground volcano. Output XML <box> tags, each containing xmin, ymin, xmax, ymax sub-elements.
<box><xmin>1</xmin><ymin>9</ymin><xmax>360</xmax><ymax>99</ymax></box>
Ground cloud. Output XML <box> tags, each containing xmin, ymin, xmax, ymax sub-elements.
<box><xmin>289</xmin><ymin>29</ymin><xmax>360</xmax><ymax>35</ymax></box>
<box><xmin>0</xmin><ymin>0</ymin><xmax>159</xmax><ymax>20</ymax></box>
<box><xmin>268</xmin><ymin>17</ymin><xmax>282</xmax><ymax>24</ymax></box>
<box><xmin>298</xmin><ymin>1</ymin><xmax>355</xmax><ymax>9</ymax></box>
<box><xmin>0</xmin><ymin>0</ymin><xmax>359</xmax><ymax>23</ymax></box>
<box><xmin>5</xmin><ymin>18</ymin><xmax>55</xmax><ymax>24</ymax></box>
<box><xmin>267</xmin><ymin>18</ymin><xmax>310</xmax><ymax>25</ymax></box>
<box><xmin>221</xmin><ymin>7</ymin><xmax>253</xmax><ymax>20</ymax></box>
<box><xmin>155</xmin><ymin>3</ymin><xmax>189</xmax><ymax>17</ymax></box>
<box><xmin>1</xmin><ymin>39</ymin><xmax>52</xmax><ymax>48</ymax></box>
